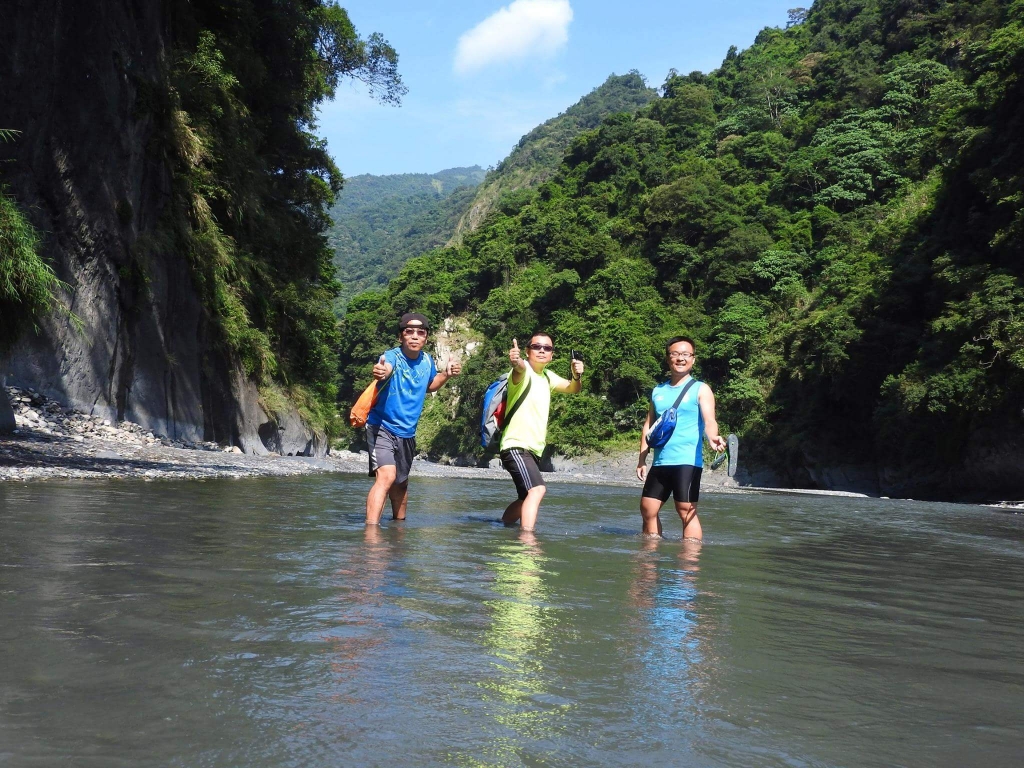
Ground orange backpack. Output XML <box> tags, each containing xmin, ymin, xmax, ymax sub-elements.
<box><xmin>349</xmin><ymin>369</ymin><xmax>394</xmax><ymax>427</ymax></box>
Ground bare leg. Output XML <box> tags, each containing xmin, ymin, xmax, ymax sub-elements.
<box><xmin>675</xmin><ymin>502</ymin><xmax>702</xmax><ymax>541</ymax></box>
<box><xmin>388</xmin><ymin>480</ymin><xmax>409</xmax><ymax>520</ymax></box>
<box><xmin>502</xmin><ymin>499</ymin><xmax>523</xmax><ymax>525</ymax></box>
<box><xmin>518</xmin><ymin>486</ymin><xmax>546</xmax><ymax>531</ymax></box>
<box><xmin>366</xmin><ymin>465</ymin><xmax>397</xmax><ymax>525</ymax></box>
<box><xmin>640</xmin><ymin>496</ymin><xmax>665</xmax><ymax>537</ymax></box>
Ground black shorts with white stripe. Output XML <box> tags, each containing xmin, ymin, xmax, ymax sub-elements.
<box><xmin>500</xmin><ymin>448</ymin><xmax>544</xmax><ymax>500</ymax></box>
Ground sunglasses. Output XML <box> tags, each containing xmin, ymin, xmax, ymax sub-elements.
<box><xmin>528</xmin><ymin>344</ymin><xmax>553</xmax><ymax>352</ymax></box>
<box><xmin>402</xmin><ymin>327</ymin><xmax>427</xmax><ymax>337</ymax></box>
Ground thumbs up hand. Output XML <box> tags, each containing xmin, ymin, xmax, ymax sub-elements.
<box><xmin>372</xmin><ymin>354</ymin><xmax>393</xmax><ymax>381</ymax></box>
<box><xmin>509</xmin><ymin>338</ymin><xmax>525</xmax><ymax>369</ymax></box>
<box><xmin>446</xmin><ymin>355</ymin><xmax>461</xmax><ymax>376</ymax></box>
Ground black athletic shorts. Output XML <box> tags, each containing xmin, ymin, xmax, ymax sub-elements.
<box><xmin>641</xmin><ymin>464</ymin><xmax>702</xmax><ymax>504</ymax></box>
<box><xmin>500</xmin><ymin>448</ymin><xmax>544</xmax><ymax>500</ymax></box>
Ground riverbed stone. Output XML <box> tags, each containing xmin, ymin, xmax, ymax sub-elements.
<box><xmin>1</xmin><ymin>392</ymin><xmax>16</xmax><ymax>434</ymax></box>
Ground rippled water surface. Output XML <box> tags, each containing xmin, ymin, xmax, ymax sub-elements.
<box><xmin>2</xmin><ymin>475</ymin><xmax>1023</xmax><ymax>767</ymax></box>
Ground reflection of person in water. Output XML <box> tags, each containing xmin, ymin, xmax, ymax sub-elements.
<box><xmin>325</xmin><ymin>525</ymin><xmax>407</xmax><ymax>700</ymax></box>
<box><xmin>471</xmin><ymin>536</ymin><xmax>558</xmax><ymax>760</ymax></box>
<box><xmin>627</xmin><ymin>539</ymin><xmax>710</xmax><ymax>694</ymax></box>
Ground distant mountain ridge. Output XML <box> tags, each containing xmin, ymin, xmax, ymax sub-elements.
<box><xmin>450</xmin><ymin>71</ymin><xmax>657</xmax><ymax>241</ymax></box>
<box><xmin>329</xmin><ymin>72</ymin><xmax>657</xmax><ymax>312</ymax></box>
<box><xmin>328</xmin><ymin>166</ymin><xmax>487</xmax><ymax>312</ymax></box>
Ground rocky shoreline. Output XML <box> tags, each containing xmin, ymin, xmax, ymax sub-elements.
<box><xmin>8</xmin><ymin>385</ymin><xmax>1021</xmax><ymax>507</ymax></box>
<box><xmin>0</xmin><ymin>384</ymin><xmax>343</xmax><ymax>481</ymax></box>
<box><xmin>0</xmin><ymin>384</ymin><xmax>746</xmax><ymax>491</ymax></box>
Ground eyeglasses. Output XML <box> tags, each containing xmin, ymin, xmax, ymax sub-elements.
<box><xmin>528</xmin><ymin>344</ymin><xmax>553</xmax><ymax>352</ymax></box>
<box><xmin>668</xmin><ymin>352</ymin><xmax>694</xmax><ymax>360</ymax></box>
<box><xmin>402</xmin><ymin>327</ymin><xmax>427</xmax><ymax>337</ymax></box>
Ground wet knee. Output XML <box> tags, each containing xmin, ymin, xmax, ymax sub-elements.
<box><xmin>676</xmin><ymin>503</ymin><xmax>697</xmax><ymax>522</ymax></box>
<box><xmin>373</xmin><ymin>466</ymin><xmax>397</xmax><ymax>487</ymax></box>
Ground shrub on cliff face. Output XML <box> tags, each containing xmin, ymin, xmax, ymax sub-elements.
<box><xmin>156</xmin><ymin>2</ymin><xmax>405</xmax><ymax>429</ymax></box>
<box><xmin>1</xmin><ymin>128</ymin><xmax>65</xmax><ymax>352</ymax></box>
<box><xmin>0</xmin><ymin>185</ymin><xmax>62</xmax><ymax>352</ymax></box>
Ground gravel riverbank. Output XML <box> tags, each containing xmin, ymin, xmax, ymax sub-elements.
<box><xmin>6</xmin><ymin>388</ymin><xmax>1020</xmax><ymax>508</ymax></box>
<box><xmin>1</xmin><ymin>384</ymin><xmax>746</xmax><ymax>490</ymax></box>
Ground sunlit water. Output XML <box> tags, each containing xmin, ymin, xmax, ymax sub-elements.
<box><xmin>1</xmin><ymin>475</ymin><xmax>1022</xmax><ymax>767</ymax></box>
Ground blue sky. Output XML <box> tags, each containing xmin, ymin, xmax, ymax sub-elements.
<box><xmin>320</xmin><ymin>0</ymin><xmax>799</xmax><ymax>177</ymax></box>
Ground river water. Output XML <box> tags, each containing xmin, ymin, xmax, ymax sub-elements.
<box><xmin>1</xmin><ymin>475</ymin><xmax>1022</xmax><ymax>767</ymax></box>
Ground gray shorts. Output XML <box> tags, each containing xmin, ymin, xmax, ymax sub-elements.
<box><xmin>366</xmin><ymin>424</ymin><xmax>415</xmax><ymax>485</ymax></box>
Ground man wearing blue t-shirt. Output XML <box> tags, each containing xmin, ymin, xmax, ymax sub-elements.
<box><xmin>365</xmin><ymin>313</ymin><xmax>461</xmax><ymax>525</ymax></box>
<box><xmin>636</xmin><ymin>336</ymin><xmax>726</xmax><ymax>540</ymax></box>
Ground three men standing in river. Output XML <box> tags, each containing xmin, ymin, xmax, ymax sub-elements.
<box><xmin>362</xmin><ymin>315</ymin><xmax>725</xmax><ymax>540</ymax></box>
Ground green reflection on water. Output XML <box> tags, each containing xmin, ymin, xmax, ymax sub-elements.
<box><xmin>461</xmin><ymin>535</ymin><xmax>570</xmax><ymax>767</ymax></box>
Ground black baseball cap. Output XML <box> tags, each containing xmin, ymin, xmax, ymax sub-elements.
<box><xmin>399</xmin><ymin>312</ymin><xmax>431</xmax><ymax>330</ymax></box>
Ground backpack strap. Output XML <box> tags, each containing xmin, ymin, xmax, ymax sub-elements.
<box><xmin>654</xmin><ymin>378</ymin><xmax>697</xmax><ymax>412</ymax></box>
<box><xmin>502</xmin><ymin>374</ymin><xmax>532</xmax><ymax>428</ymax></box>
<box><xmin>672</xmin><ymin>378</ymin><xmax>697</xmax><ymax>409</ymax></box>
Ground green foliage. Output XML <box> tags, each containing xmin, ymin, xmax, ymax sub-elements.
<box><xmin>0</xmin><ymin>187</ymin><xmax>64</xmax><ymax>351</ymax></box>
<box><xmin>337</xmin><ymin>0</ymin><xmax>1024</xmax><ymax>488</ymax></box>
<box><xmin>330</xmin><ymin>74</ymin><xmax>658</xmax><ymax>323</ymax></box>
<box><xmin>328</xmin><ymin>167</ymin><xmax>486</xmax><ymax>312</ymax></box>
<box><xmin>150</xmin><ymin>1</ymin><xmax>405</xmax><ymax>425</ymax></box>
<box><xmin>450</xmin><ymin>72</ymin><xmax>658</xmax><ymax>241</ymax></box>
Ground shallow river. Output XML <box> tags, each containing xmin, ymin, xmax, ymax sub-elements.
<box><xmin>1</xmin><ymin>475</ymin><xmax>1022</xmax><ymax>767</ymax></box>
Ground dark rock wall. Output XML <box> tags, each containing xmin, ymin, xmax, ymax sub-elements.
<box><xmin>0</xmin><ymin>380</ymin><xmax>15</xmax><ymax>433</ymax></box>
<box><xmin>0</xmin><ymin>1</ymin><xmax>321</xmax><ymax>456</ymax></box>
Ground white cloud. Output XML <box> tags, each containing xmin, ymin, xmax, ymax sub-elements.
<box><xmin>454</xmin><ymin>0</ymin><xmax>573</xmax><ymax>75</ymax></box>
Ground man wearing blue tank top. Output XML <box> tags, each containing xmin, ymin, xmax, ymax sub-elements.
<box><xmin>364</xmin><ymin>313</ymin><xmax>461</xmax><ymax>525</ymax></box>
<box><xmin>636</xmin><ymin>337</ymin><xmax>727</xmax><ymax>540</ymax></box>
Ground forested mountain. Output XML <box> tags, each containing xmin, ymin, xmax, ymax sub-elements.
<box><xmin>340</xmin><ymin>0</ymin><xmax>1024</xmax><ymax>498</ymax></box>
<box><xmin>329</xmin><ymin>73</ymin><xmax>655</xmax><ymax>314</ymax></box>
<box><xmin>328</xmin><ymin>166</ymin><xmax>486</xmax><ymax>312</ymax></box>
<box><xmin>450</xmin><ymin>72</ymin><xmax>658</xmax><ymax>240</ymax></box>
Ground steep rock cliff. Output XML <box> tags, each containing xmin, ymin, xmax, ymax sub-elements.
<box><xmin>0</xmin><ymin>1</ymin><xmax>322</xmax><ymax>455</ymax></box>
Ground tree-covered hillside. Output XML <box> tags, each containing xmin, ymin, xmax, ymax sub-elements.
<box><xmin>340</xmin><ymin>0</ymin><xmax>1024</xmax><ymax>498</ymax></box>
<box><xmin>328</xmin><ymin>166</ymin><xmax>486</xmax><ymax>312</ymax></box>
<box><xmin>450</xmin><ymin>72</ymin><xmax>658</xmax><ymax>240</ymax></box>
<box><xmin>330</xmin><ymin>74</ymin><xmax>655</xmax><ymax>316</ymax></box>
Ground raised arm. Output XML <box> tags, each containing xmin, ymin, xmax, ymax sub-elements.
<box><xmin>552</xmin><ymin>358</ymin><xmax>584</xmax><ymax>394</ymax></box>
<box><xmin>428</xmin><ymin>355</ymin><xmax>461</xmax><ymax>392</ymax></box>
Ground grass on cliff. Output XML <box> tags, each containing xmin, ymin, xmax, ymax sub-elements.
<box><xmin>0</xmin><ymin>188</ymin><xmax>65</xmax><ymax>351</ymax></box>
